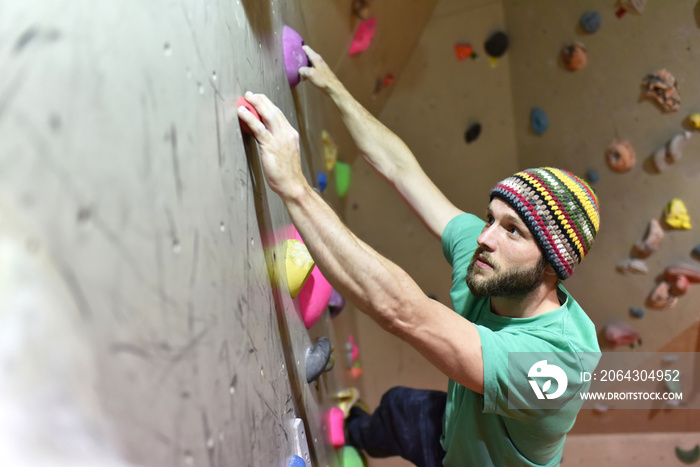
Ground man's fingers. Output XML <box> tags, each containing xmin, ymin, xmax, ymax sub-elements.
<box><xmin>244</xmin><ymin>91</ymin><xmax>287</xmax><ymax>132</ymax></box>
<box><xmin>302</xmin><ymin>45</ymin><xmax>322</xmax><ymax>64</ymax></box>
<box><xmin>237</xmin><ymin>106</ymin><xmax>269</xmax><ymax>140</ymax></box>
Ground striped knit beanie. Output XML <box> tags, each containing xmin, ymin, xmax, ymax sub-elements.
<box><xmin>489</xmin><ymin>167</ymin><xmax>600</xmax><ymax>280</ymax></box>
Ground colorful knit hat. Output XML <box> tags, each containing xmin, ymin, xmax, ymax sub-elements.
<box><xmin>489</xmin><ymin>167</ymin><xmax>600</xmax><ymax>280</ymax></box>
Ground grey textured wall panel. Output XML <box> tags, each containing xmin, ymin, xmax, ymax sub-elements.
<box><xmin>0</xmin><ymin>0</ymin><xmax>336</xmax><ymax>466</ymax></box>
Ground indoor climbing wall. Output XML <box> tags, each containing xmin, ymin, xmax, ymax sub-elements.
<box><xmin>0</xmin><ymin>0</ymin><xmax>343</xmax><ymax>466</ymax></box>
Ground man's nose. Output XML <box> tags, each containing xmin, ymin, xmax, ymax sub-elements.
<box><xmin>477</xmin><ymin>224</ymin><xmax>497</xmax><ymax>252</ymax></box>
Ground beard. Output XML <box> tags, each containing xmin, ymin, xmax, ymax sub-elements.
<box><xmin>465</xmin><ymin>249</ymin><xmax>547</xmax><ymax>298</ymax></box>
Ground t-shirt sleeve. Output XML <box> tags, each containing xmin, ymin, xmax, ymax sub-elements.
<box><xmin>441</xmin><ymin>213</ymin><xmax>485</xmax><ymax>268</ymax></box>
<box><xmin>478</xmin><ymin>326</ymin><xmax>589</xmax><ymax>417</ymax></box>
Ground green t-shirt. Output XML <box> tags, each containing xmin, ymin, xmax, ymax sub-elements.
<box><xmin>440</xmin><ymin>213</ymin><xmax>601</xmax><ymax>467</ymax></box>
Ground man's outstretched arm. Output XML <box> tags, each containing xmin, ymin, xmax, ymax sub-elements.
<box><xmin>299</xmin><ymin>46</ymin><xmax>463</xmax><ymax>239</ymax></box>
<box><xmin>238</xmin><ymin>92</ymin><xmax>484</xmax><ymax>394</ymax></box>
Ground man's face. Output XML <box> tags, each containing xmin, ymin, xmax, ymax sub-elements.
<box><xmin>465</xmin><ymin>198</ymin><xmax>548</xmax><ymax>298</ymax></box>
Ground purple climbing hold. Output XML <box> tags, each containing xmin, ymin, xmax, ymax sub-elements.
<box><xmin>283</xmin><ymin>26</ymin><xmax>309</xmax><ymax>88</ymax></box>
<box><xmin>328</xmin><ymin>289</ymin><xmax>346</xmax><ymax>318</ymax></box>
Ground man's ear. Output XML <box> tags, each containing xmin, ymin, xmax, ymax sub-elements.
<box><xmin>544</xmin><ymin>263</ymin><xmax>558</xmax><ymax>277</ymax></box>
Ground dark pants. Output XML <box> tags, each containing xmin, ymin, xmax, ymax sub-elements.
<box><xmin>345</xmin><ymin>386</ymin><xmax>447</xmax><ymax>467</ymax></box>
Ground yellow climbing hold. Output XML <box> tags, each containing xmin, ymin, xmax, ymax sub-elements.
<box><xmin>688</xmin><ymin>113</ymin><xmax>700</xmax><ymax>129</ymax></box>
<box><xmin>664</xmin><ymin>198</ymin><xmax>692</xmax><ymax>230</ymax></box>
<box><xmin>285</xmin><ymin>239</ymin><xmax>315</xmax><ymax>298</ymax></box>
<box><xmin>322</xmin><ymin>130</ymin><xmax>338</xmax><ymax>171</ymax></box>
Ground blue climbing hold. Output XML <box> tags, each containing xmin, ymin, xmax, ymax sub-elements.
<box><xmin>580</xmin><ymin>11</ymin><xmax>602</xmax><ymax>34</ymax></box>
<box><xmin>288</xmin><ymin>455</ymin><xmax>306</xmax><ymax>467</ymax></box>
<box><xmin>318</xmin><ymin>173</ymin><xmax>327</xmax><ymax>192</ymax></box>
<box><xmin>530</xmin><ymin>108</ymin><xmax>549</xmax><ymax>135</ymax></box>
<box><xmin>692</xmin><ymin>244</ymin><xmax>700</xmax><ymax>260</ymax></box>
<box><xmin>585</xmin><ymin>169</ymin><xmax>600</xmax><ymax>185</ymax></box>
<box><xmin>629</xmin><ymin>307</ymin><xmax>645</xmax><ymax>318</ymax></box>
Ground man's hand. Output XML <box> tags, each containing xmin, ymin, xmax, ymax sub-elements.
<box><xmin>237</xmin><ymin>92</ymin><xmax>308</xmax><ymax>200</ymax></box>
<box><xmin>299</xmin><ymin>45</ymin><xmax>343</xmax><ymax>95</ymax></box>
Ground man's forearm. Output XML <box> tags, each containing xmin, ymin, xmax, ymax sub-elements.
<box><xmin>282</xmin><ymin>183</ymin><xmax>412</xmax><ymax>329</ymax></box>
<box><xmin>326</xmin><ymin>84</ymin><xmax>418</xmax><ymax>184</ymax></box>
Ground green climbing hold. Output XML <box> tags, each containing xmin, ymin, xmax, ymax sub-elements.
<box><xmin>675</xmin><ymin>444</ymin><xmax>700</xmax><ymax>464</ymax></box>
<box><xmin>335</xmin><ymin>161</ymin><xmax>352</xmax><ymax>198</ymax></box>
<box><xmin>336</xmin><ymin>446</ymin><xmax>365</xmax><ymax>467</ymax></box>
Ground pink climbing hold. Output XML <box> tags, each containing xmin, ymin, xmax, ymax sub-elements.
<box><xmin>283</xmin><ymin>25</ymin><xmax>309</xmax><ymax>88</ymax></box>
<box><xmin>349</xmin><ymin>17</ymin><xmax>376</xmax><ymax>56</ymax></box>
<box><xmin>605</xmin><ymin>321</ymin><xmax>640</xmax><ymax>347</ymax></box>
<box><xmin>292</xmin><ymin>228</ymin><xmax>333</xmax><ymax>329</ymax></box>
<box><xmin>237</xmin><ymin>96</ymin><xmax>261</xmax><ymax>134</ymax></box>
<box><xmin>348</xmin><ymin>334</ymin><xmax>359</xmax><ymax>364</ymax></box>
<box><xmin>326</xmin><ymin>407</ymin><xmax>345</xmax><ymax>449</ymax></box>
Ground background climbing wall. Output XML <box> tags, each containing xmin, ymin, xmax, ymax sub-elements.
<box><xmin>331</xmin><ymin>0</ymin><xmax>700</xmax><ymax>466</ymax></box>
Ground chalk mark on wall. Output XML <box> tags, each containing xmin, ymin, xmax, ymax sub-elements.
<box><xmin>213</xmin><ymin>94</ymin><xmax>224</xmax><ymax>167</ymax></box>
<box><xmin>179</xmin><ymin>1</ymin><xmax>206</xmax><ymax>69</ymax></box>
<box><xmin>169</xmin><ymin>123</ymin><xmax>184</xmax><ymax>203</ymax></box>
<box><xmin>60</xmin><ymin>265</ymin><xmax>93</xmax><ymax>319</ymax></box>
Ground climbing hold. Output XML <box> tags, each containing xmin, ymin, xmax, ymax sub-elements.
<box><xmin>605</xmin><ymin>138</ymin><xmax>636</xmax><ymax>173</ymax></box>
<box><xmin>318</xmin><ymin>173</ymin><xmax>327</xmax><ymax>192</ymax></box>
<box><xmin>326</xmin><ymin>407</ymin><xmax>345</xmax><ymax>449</ymax></box>
<box><xmin>616</xmin><ymin>258</ymin><xmax>648</xmax><ymax>275</ymax></box>
<box><xmin>629</xmin><ymin>307</ymin><xmax>645</xmax><ymax>318</ymax></box>
<box><xmin>692</xmin><ymin>244</ymin><xmax>700</xmax><ymax>260</ymax></box>
<box><xmin>322</xmin><ymin>130</ymin><xmax>338</xmax><ymax>171</ymax></box>
<box><xmin>349</xmin><ymin>362</ymin><xmax>363</xmax><ymax>379</ymax></box>
<box><xmin>676</xmin><ymin>445</ymin><xmax>700</xmax><ymax>464</ymax></box>
<box><xmin>237</xmin><ymin>96</ymin><xmax>261</xmax><ymax>134</ymax></box>
<box><xmin>484</xmin><ymin>31</ymin><xmax>508</xmax><ymax>58</ymax></box>
<box><xmin>352</xmin><ymin>0</ymin><xmax>370</xmax><ymax>20</ymax></box>
<box><xmin>346</xmin><ymin>334</ymin><xmax>359</xmax><ymax>368</ymax></box>
<box><xmin>454</xmin><ymin>43</ymin><xmax>476</xmax><ymax>61</ymax></box>
<box><xmin>465</xmin><ymin>122</ymin><xmax>482</xmax><ymax>143</ymax></box>
<box><xmin>653</xmin><ymin>131</ymin><xmax>692</xmax><ymax>171</ymax></box>
<box><xmin>579</xmin><ymin>11</ymin><xmax>602</xmax><ymax>33</ymax></box>
<box><xmin>665</xmin><ymin>198</ymin><xmax>692</xmax><ymax>229</ymax></box>
<box><xmin>382</xmin><ymin>73</ymin><xmax>395</xmax><ymax>87</ymax></box>
<box><xmin>336</xmin><ymin>446</ymin><xmax>365</xmax><ymax>467</ymax></box>
<box><xmin>634</xmin><ymin>219</ymin><xmax>664</xmax><ymax>257</ymax></box>
<box><xmin>298</xmin><ymin>265</ymin><xmax>333</xmax><ymax>329</ymax></box>
<box><xmin>647</xmin><ymin>281</ymin><xmax>678</xmax><ymax>310</ymax></box>
<box><xmin>283</xmin><ymin>26</ymin><xmax>309</xmax><ymax>88</ymax></box>
<box><xmin>561</xmin><ymin>42</ymin><xmax>588</xmax><ymax>71</ymax></box>
<box><xmin>667</xmin><ymin>132</ymin><xmax>692</xmax><ymax>163</ymax></box>
<box><xmin>585</xmin><ymin>169</ymin><xmax>600</xmax><ymax>184</ymax></box>
<box><xmin>349</xmin><ymin>17</ymin><xmax>376</xmax><ymax>56</ymax></box>
<box><xmin>285</xmin><ymin>239</ymin><xmax>316</xmax><ymax>298</ymax></box>
<box><xmin>328</xmin><ymin>289</ymin><xmax>346</xmax><ymax>318</ymax></box>
<box><xmin>664</xmin><ymin>263</ymin><xmax>700</xmax><ymax>285</ymax></box>
<box><xmin>290</xmin><ymin>229</ymin><xmax>333</xmax><ymax>329</ymax></box>
<box><xmin>620</xmin><ymin>0</ymin><xmax>646</xmax><ymax>14</ymax></box>
<box><xmin>288</xmin><ymin>455</ymin><xmax>306</xmax><ymax>467</ymax></box>
<box><xmin>688</xmin><ymin>113</ymin><xmax>700</xmax><ymax>129</ymax></box>
<box><xmin>334</xmin><ymin>387</ymin><xmax>361</xmax><ymax>418</ymax></box>
<box><xmin>605</xmin><ymin>321</ymin><xmax>640</xmax><ymax>347</ymax></box>
<box><xmin>669</xmin><ymin>274</ymin><xmax>691</xmax><ymax>296</ymax></box>
<box><xmin>298</xmin><ymin>264</ymin><xmax>332</xmax><ymax>329</ymax></box>
<box><xmin>530</xmin><ymin>108</ymin><xmax>549</xmax><ymax>135</ymax></box>
<box><xmin>642</xmin><ymin>69</ymin><xmax>680</xmax><ymax>113</ymax></box>
<box><xmin>306</xmin><ymin>337</ymin><xmax>332</xmax><ymax>383</ymax></box>
<box><xmin>335</xmin><ymin>161</ymin><xmax>352</xmax><ymax>198</ymax></box>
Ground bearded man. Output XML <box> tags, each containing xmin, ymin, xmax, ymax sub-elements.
<box><xmin>237</xmin><ymin>44</ymin><xmax>601</xmax><ymax>467</ymax></box>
